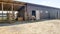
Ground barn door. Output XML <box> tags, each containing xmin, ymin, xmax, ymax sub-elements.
<box><xmin>36</xmin><ymin>10</ymin><xmax>40</xmax><ymax>20</ymax></box>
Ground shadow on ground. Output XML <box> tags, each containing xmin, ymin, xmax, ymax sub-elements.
<box><xmin>0</xmin><ymin>19</ymin><xmax>56</xmax><ymax>26</ymax></box>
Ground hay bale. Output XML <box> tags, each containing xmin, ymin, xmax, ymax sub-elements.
<box><xmin>18</xmin><ymin>17</ymin><xmax>23</xmax><ymax>21</ymax></box>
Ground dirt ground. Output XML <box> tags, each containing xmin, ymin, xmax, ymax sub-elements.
<box><xmin>0</xmin><ymin>19</ymin><xmax>60</xmax><ymax>34</ymax></box>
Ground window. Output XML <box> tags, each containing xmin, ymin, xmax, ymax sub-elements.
<box><xmin>45</xmin><ymin>11</ymin><xmax>48</xmax><ymax>13</ymax></box>
<box><xmin>32</xmin><ymin>10</ymin><xmax>36</xmax><ymax>16</ymax></box>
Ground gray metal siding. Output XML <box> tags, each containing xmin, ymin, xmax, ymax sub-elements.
<box><xmin>27</xmin><ymin>4</ymin><xmax>60</xmax><ymax>20</ymax></box>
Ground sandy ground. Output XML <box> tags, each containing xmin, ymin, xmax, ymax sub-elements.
<box><xmin>0</xmin><ymin>20</ymin><xmax>60</xmax><ymax>34</ymax></box>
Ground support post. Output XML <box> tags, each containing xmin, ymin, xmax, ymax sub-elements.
<box><xmin>2</xmin><ymin>2</ymin><xmax>3</xmax><ymax>21</ymax></box>
<box><xmin>24</xmin><ymin>6</ymin><xmax>27</xmax><ymax>21</ymax></box>
<box><xmin>12</xmin><ymin>4</ymin><xmax>15</xmax><ymax>22</ymax></box>
<box><xmin>9</xmin><ymin>4</ymin><xmax>14</xmax><ymax>23</ymax></box>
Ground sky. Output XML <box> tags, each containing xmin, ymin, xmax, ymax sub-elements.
<box><xmin>14</xmin><ymin>0</ymin><xmax>60</xmax><ymax>8</ymax></box>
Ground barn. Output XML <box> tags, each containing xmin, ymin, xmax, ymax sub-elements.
<box><xmin>0</xmin><ymin>0</ymin><xmax>60</xmax><ymax>22</ymax></box>
<box><xmin>26</xmin><ymin>3</ymin><xmax>60</xmax><ymax>20</ymax></box>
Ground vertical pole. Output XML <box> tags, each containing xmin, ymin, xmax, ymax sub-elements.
<box><xmin>9</xmin><ymin>4</ymin><xmax>14</xmax><ymax>23</ymax></box>
<box><xmin>6</xmin><ymin>4</ymin><xmax>8</xmax><ymax>21</ymax></box>
<box><xmin>12</xmin><ymin>4</ymin><xmax>14</xmax><ymax>21</ymax></box>
<box><xmin>2</xmin><ymin>2</ymin><xmax>3</xmax><ymax>21</ymax></box>
<box><xmin>24</xmin><ymin>6</ymin><xmax>27</xmax><ymax>21</ymax></box>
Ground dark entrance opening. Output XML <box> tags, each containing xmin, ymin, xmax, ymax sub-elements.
<box><xmin>32</xmin><ymin>10</ymin><xmax>36</xmax><ymax>16</ymax></box>
<box><xmin>31</xmin><ymin>10</ymin><xmax>36</xmax><ymax>20</ymax></box>
<box><xmin>16</xmin><ymin>6</ymin><xmax>25</xmax><ymax>21</ymax></box>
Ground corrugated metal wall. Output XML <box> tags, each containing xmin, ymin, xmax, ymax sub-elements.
<box><xmin>26</xmin><ymin>4</ymin><xmax>60</xmax><ymax>20</ymax></box>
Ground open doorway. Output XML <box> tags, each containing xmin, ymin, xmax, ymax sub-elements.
<box><xmin>13</xmin><ymin>3</ymin><xmax>26</xmax><ymax>21</ymax></box>
<box><xmin>32</xmin><ymin>10</ymin><xmax>40</xmax><ymax>20</ymax></box>
<box><xmin>14</xmin><ymin>6</ymin><xmax>25</xmax><ymax>21</ymax></box>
